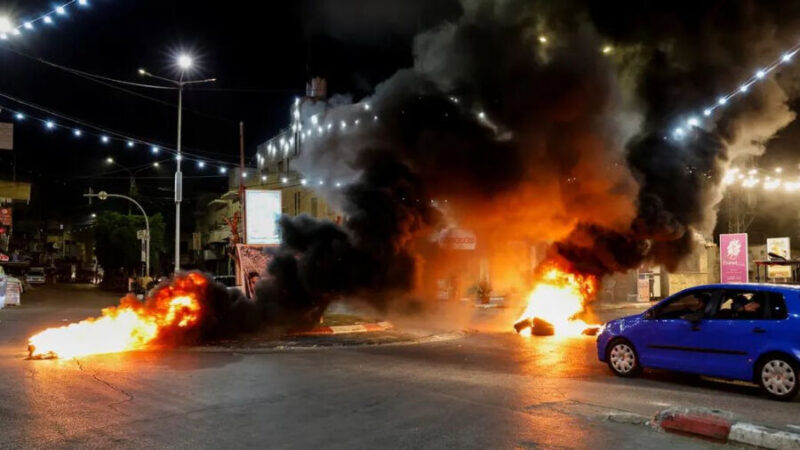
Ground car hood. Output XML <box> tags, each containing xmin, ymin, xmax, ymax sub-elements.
<box><xmin>605</xmin><ymin>313</ymin><xmax>645</xmax><ymax>333</ymax></box>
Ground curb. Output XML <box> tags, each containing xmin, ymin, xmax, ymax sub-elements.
<box><xmin>288</xmin><ymin>321</ymin><xmax>393</xmax><ymax>336</ymax></box>
<box><xmin>644</xmin><ymin>407</ymin><xmax>800</xmax><ymax>449</ymax></box>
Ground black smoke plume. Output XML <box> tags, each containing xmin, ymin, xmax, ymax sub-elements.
<box><xmin>211</xmin><ymin>0</ymin><xmax>800</xmax><ymax>332</ymax></box>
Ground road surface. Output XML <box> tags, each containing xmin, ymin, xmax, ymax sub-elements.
<box><xmin>0</xmin><ymin>284</ymin><xmax>795</xmax><ymax>448</ymax></box>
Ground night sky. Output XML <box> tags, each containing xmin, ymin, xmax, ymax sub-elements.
<box><xmin>0</xmin><ymin>0</ymin><xmax>460</xmax><ymax>224</ymax></box>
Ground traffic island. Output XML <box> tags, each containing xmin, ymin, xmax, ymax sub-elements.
<box><xmin>607</xmin><ymin>406</ymin><xmax>800</xmax><ymax>449</ymax></box>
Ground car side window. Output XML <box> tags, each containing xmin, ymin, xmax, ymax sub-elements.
<box><xmin>653</xmin><ymin>290</ymin><xmax>714</xmax><ymax>319</ymax></box>
<box><xmin>711</xmin><ymin>290</ymin><xmax>767</xmax><ymax>320</ymax></box>
<box><xmin>767</xmin><ymin>292</ymin><xmax>788</xmax><ymax>320</ymax></box>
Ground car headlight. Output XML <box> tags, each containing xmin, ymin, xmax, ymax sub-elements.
<box><xmin>597</xmin><ymin>322</ymin><xmax>608</xmax><ymax>335</ymax></box>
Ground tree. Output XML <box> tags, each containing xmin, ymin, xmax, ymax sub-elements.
<box><xmin>94</xmin><ymin>211</ymin><xmax>166</xmax><ymax>275</ymax></box>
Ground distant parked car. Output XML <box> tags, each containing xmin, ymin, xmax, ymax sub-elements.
<box><xmin>597</xmin><ymin>284</ymin><xmax>800</xmax><ymax>400</ymax></box>
<box><xmin>25</xmin><ymin>267</ymin><xmax>46</xmax><ymax>285</ymax></box>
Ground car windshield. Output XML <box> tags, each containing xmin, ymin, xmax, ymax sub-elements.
<box><xmin>29</xmin><ymin>269</ymin><xmax>44</xmax><ymax>275</ymax></box>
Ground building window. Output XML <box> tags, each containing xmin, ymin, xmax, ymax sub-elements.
<box><xmin>311</xmin><ymin>197</ymin><xmax>318</xmax><ymax>218</ymax></box>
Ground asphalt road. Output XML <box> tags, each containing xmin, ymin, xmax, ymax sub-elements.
<box><xmin>0</xmin><ymin>285</ymin><xmax>795</xmax><ymax>449</ymax></box>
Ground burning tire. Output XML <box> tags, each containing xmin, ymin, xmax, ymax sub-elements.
<box><xmin>606</xmin><ymin>339</ymin><xmax>641</xmax><ymax>377</ymax></box>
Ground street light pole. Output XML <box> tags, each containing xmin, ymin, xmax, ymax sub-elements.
<box><xmin>139</xmin><ymin>55</ymin><xmax>214</xmax><ymax>274</ymax></box>
<box><xmin>84</xmin><ymin>191</ymin><xmax>150</xmax><ymax>277</ymax></box>
<box><xmin>175</xmin><ymin>78</ymin><xmax>183</xmax><ymax>273</ymax></box>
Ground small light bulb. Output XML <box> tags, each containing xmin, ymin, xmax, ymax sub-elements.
<box><xmin>45</xmin><ymin>121</ymin><xmax>55</xmax><ymax>129</ymax></box>
<box><xmin>220</xmin><ymin>167</ymin><xmax>227</xmax><ymax>174</ymax></box>
<box><xmin>153</xmin><ymin>162</ymin><xmax>160</xmax><ymax>167</ymax></box>
<box><xmin>261</xmin><ymin>175</ymin><xmax>267</xmax><ymax>182</ymax></box>
<box><xmin>127</xmin><ymin>140</ymin><xmax>134</xmax><ymax>147</ymax></box>
<box><xmin>197</xmin><ymin>161</ymin><xmax>205</xmax><ymax>168</ymax></box>
<box><xmin>703</xmin><ymin>108</ymin><xmax>711</xmax><ymax>116</ymax></box>
<box><xmin>151</xmin><ymin>146</ymin><xmax>159</xmax><ymax>154</ymax></box>
<box><xmin>73</xmin><ymin>129</ymin><xmax>82</xmax><ymax>137</ymax></box>
<box><xmin>281</xmin><ymin>177</ymin><xmax>288</xmax><ymax>184</ymax></box>
<box><xmin>43</xmin><ymin>16</ymin><xmax>53</xmax><ymax>24</ymax></box>
<box><xmin>14</xmin><ymin>113</ymin><xmax>23</xmax><ymax>120</ymax></box>
<box><xmin>101</xmin><ymin>135</ymin><xmax>109</xmax><ymax>143</ymax></box>
<box><xmin>755</xmin><ymin>69</ymin><xmax>766</xmax><ymax>79</ymax></box>
<box><xmin>56</xmin><ymin>6</ymin><xmax>66</xmax><ymax>15</ymax></box>
<box><xmin>718</xmin><ymin>97</ymin><xmax>727</xmax><ymax>105</ymax></box>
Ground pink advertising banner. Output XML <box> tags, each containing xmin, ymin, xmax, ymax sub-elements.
<box><xmin>720</xmin><ymin>233</ymin><xmax>749</xmax><ymax>283</ymax></box>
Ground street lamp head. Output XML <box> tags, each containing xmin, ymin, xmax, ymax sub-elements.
<box><xmin>177</xmin><ymin>54</ymin><xmax>193</xmax><ymax>70</ymax></box>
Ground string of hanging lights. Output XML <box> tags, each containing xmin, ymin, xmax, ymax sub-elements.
<box><xmin>0</xmin><ymin>0</ymin><xmax>92</xmax><ymax>40</ymax></box>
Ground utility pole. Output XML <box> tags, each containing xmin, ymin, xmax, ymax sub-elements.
<box><xmin>239</xmin><ymin>121</ymin><xmax>246</xmax><ymax>244</ymax></box>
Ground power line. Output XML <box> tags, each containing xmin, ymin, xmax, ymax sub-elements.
<box><xmin>0</xmin><ymin>93</ymin><xmax>241</xmax><ymax>168</ymax></box>
<box><xmin>0</xmin><ymin>45</ymin><xmax>239</xmax><ymax>125</ymax></box>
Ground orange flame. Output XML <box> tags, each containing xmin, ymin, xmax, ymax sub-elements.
<box><xmin>28</xmin><ymin>273</ymin><xmax>208</xmax><ymax>359</ymax></box>
<box><xmin>516</xmin><ymin>263</ymin><xmax>599</xmax><ymax>336</ymax></box>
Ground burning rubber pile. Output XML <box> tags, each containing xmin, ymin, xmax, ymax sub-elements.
<box><xmin>28</xmin><ymin>273</ymin><xmax>208</xmax><ymax>359</ymax></box>
<box><xmin>513</xmin><ymin>262</ymin><xmax>600</xmax><ymax>337</ymax></box>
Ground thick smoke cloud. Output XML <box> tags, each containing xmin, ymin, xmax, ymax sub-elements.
<box><xmin>227</xmin><ymin>0</ymin><xmax>800</xmax><ymax>329</ymax></box>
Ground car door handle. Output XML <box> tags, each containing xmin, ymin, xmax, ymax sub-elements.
<box><xmin>753</xmin><ymin>327</ymin><xmax>766</xmax><ymax>334</ymax></box>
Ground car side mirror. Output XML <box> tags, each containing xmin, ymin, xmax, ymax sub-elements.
<box><xmin>683</xmin><ymin>310</ymin><xmax>704</xmax><ymax>324</ymax></box>
<box><xmin>643</xmin><ymin>310</ymin><xmax>654</xmax><ymax>319</ymax></box>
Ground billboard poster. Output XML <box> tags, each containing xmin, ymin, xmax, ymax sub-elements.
<box><xmin>236</xmin><ymin>244</ymin><xmax>277</xmax><ymax>299</ymax></box>
<box><xmin>720</xmin><ymin>233</ymin><xmax>748</xmax><ymax>283</ymax></box>
<box><xmin>767</xmin><ymin>237</ymin><xmax>791</xmax><ymax>279</ymax></box>
<box><xmin>245</xmin><ymin>189</ymin><xmax>282</xmax><ymax>245</ymax></box>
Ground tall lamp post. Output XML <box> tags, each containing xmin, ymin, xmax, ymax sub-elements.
<box><xmin>84</xmin><ymin>191</ymin><xmax>151</xmax><ymax>278</ymax></box>
<box><xmin>138</xmin><ymin>55</ymin><xmax>215</xmax><ymax>273</ymax></box>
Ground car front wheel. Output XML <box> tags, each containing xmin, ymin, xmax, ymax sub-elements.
<box><xmin>758</xmin><ymin>356</ymin><xmax>799</xmax><ymax>401</ymax></box>
<box><xmin>607</xmin><ymin>339</ymin><xmax>641</xmax><ymax>378</ymax></box>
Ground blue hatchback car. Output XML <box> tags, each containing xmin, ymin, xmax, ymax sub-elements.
<box><xmin>597</xmin><ymin>284</ymin><xmax>800</xmax><ymax>400</ymax></box>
